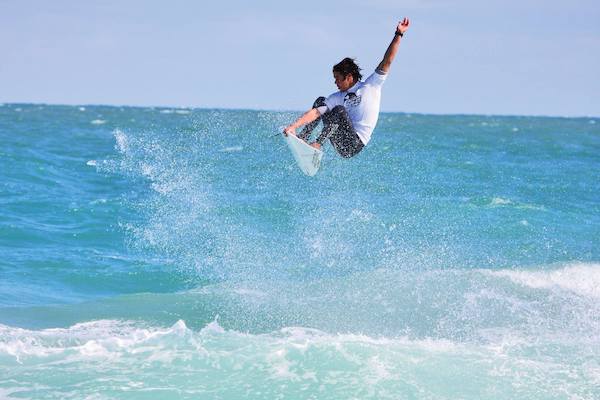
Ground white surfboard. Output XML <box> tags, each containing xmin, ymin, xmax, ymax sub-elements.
<box><xmin>284</xmin><ymin>134</ymin><xmax>323</xmax><ymax>176</ymax></box>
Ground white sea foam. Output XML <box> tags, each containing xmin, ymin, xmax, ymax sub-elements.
<box><xmin>219</xmin><ymin>146</ymin><xmax>244</xmax><ymax>153</ymax></box>
<box><xmin>0</xmin><ymin>320</ymin><xmax>199</xmax><ymax>363</ymax></box>
<box><xmin>91</xmin><ymin>119</ymin><xmax>106</xmax><ymax>125</ymax></box>
<box><xmin>1</xmin><ymin>318</ymin><xmax>596</xmax><ymax>397</ymax></box>
<box><xmin>275</xmin><ymin>327</ymin><xmax>460</xmax><ymax>354</ymax></box>
<box><xmin>0</xmin><ymin>319</ymin><xmax>461</xmax><ymax>364</ymax></box>
<box><xmin>89</xmin><ymin>198</ymin><xmax>108</xmax><ymax>205</ymax></box>
<box><xmin>199</xmin><ymin>319</ymin><xmax>225</xmax><ymax>334</ymax></box>
<box><xmin>87</xmin><ymin>159</ymin><xmax>114</xmax><ymax>172</ymax></box>
<box><xmin>490</xmin><ymin>197</ymin><xmax>512</xmax><ymax>206</ymax></box>
<box><xmin>488</xmin><ymin>197</ymin><xmax>545</xmax><ymax>211</ymax></box>
<box><xmin>79</xmin><ymin>107</ymin><xmax>86</xmax><ymax>111</ymax></box>
<box><xmin>489</xmin><ymin>263</ymin><xmax>600</xmax><ymax>299</ymax></box>
<box><xmin>516</xmin><ymin>204</ymin><xmax>546</xmax><ymax>211</ymax></box>
<box><xmin>157</xmin><ymin>108</ymin><xmax>190</xmax><ymax>115</ymax></box>
<box><xmin>0</xmin><ymin>387</ymin><xmax>30</xmax><ymax>399</ymax></box>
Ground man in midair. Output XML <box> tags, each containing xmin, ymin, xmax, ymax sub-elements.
<box><xmin>283</xmin><ymin>18</ymin><xmax>410</xmax><ymax>158</ymax></box>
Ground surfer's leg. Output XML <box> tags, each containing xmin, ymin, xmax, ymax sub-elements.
<box><xmin>316</xmin><ymin>106</ymin><xmax>364</xmax><ymax>158</ymax></box>
<box><xmin>298</xmin><ymin>97</ymin><xmax>326</xmax><ymax>141</ymax></box>
<box><xmin>316</xmin><ymin>105</ymin><xmax>347</xmax><ymax>144</ymax></box>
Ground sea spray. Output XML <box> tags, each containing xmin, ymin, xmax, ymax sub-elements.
<box><xmin>1</xmin><ymin>104</ymin><xmax>598</xmax><ymax>399</ymax></box>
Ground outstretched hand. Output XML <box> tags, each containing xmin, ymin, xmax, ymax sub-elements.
<box><xmin>396</xmin><ymin>18</ymin><xmax>410</xmax><ymax>35</ymax></box>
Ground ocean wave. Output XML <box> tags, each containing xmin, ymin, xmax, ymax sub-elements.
<box><xmin>90</xmin><ymin>119</ymin><xmax>106</xmax><ymax>125</ymax></box>
<box><xmin>0</xmin><ymin>320</ymin><xmax>191</xmax><ymax>363</ymax></box>
<box><xmin>0</xmin><ymin>319</ymin><xmax>460</xmax><ymax>365</ymax></box>
<box><xmin>0</xmin><ymin>318</ymin><xmax>484</xmax><ymax>373</ymax></box>
<box><xmin>488</xmin><ymin>262</ymin><xmax>600</xmax><ymax>299</ymax></box>
<box><xmin>1</xmin><ymin>319</ymin><xmax>597</xmax><ymax>399</ymax></box>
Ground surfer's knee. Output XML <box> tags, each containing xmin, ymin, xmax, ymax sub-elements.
<box><xmin>312</xmin><ymin>96</ymin><xmax>326</xmax><ymax>108</ymax></box>
<box><xmin>339</xmin><ymin>146</ymin><xmax>362</xmax><ymax>159</ymax></box>
<box><xmin>331</xmin><ymin>105</ymin><xmax>346</xmax><ymax>115</ymax></box>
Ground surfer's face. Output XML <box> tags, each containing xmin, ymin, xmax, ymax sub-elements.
<box><xmin>333</xmin><ymin>71</ymin><xmax>354</xmax><ymax>92</ymax></box>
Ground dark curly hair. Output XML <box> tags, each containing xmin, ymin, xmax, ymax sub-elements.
<box><xmin>333</xmin><ymin>57</ymin><xmax>362</xmax><ymax>82</ymax></box>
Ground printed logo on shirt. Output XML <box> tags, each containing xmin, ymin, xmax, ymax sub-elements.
<box><xmin>344</xmin><ymin>92</ymin><xmax>362</xmax><ymax>108</ymax></box>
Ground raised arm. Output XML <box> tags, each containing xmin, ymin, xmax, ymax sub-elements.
<box><xmin>376</xmin><ymin>18</ymin><xmax>410</xmax><ymax>74</ymax></box>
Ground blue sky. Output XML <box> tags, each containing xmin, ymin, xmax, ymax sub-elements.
<box><xmin>1</xmin><ymin>0</ymin><xmax>599</xmax><ymax>116</ymax></box>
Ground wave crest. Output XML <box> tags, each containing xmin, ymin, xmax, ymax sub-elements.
<box><xmin>489</xmin><ymin>262</ymin><xmax>600</xmax><ymax>299</ymax></box>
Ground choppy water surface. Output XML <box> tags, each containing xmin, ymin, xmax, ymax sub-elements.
<box><xmin>1</xmin><ymin>104</ymin><xmax>599</xmax><ymax>399</ymax></box>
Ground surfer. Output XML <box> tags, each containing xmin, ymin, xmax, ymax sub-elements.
<box><xmin>283</xmin><ymin>18</ymin><xmax>410</xmax><ymax>158</ymax></box>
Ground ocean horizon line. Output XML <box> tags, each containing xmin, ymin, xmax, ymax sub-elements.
<box><xmin>2</xmin><ymin>101</ymin><xmax>598</xmax><ymax>121</ymax></box>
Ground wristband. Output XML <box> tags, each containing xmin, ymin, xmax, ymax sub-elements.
<box><xmin>395</xmin><ymin>31</ymin><xmax>404</xmax><ymax>37</ymax></box>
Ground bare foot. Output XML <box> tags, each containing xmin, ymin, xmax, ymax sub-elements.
<box><xmin>310</xmin><ymin>142</ymin><xmax>321</xmax><ymax>150</ymax></box>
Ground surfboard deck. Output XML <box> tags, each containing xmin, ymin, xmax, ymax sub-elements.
<box><xmin>284</xmin><ymin>134</ymin><xmax>323</xmax><ymax>176</ymax></box>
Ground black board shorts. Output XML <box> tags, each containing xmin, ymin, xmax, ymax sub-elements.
<box><xmin>298</xmin><ymin>97</ymin><xmax>365</xmax><ymax>158</ymax></box>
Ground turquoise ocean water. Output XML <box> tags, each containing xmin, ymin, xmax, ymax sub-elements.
<box><xmin>1</xmin><ymin>103</ymin><xmax>599</xmax><ymax>399</ymax></box>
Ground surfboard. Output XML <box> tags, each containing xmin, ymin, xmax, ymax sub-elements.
<box><xmin>284</xmin><ymin>134</ymin><xmax>323</xmax><ymax>176</ymax></box>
